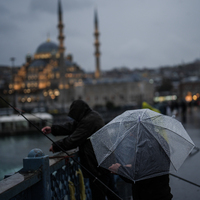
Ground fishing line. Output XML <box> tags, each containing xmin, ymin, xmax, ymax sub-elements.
<box><xmin>0</xmin><ymin>96</ymin><xmax>122</xmax><ymax>200</ymax></box>
<box><xmin>14</xmin><ymin>107</ymin><xmax>53</xmax><ymax>126</ymax></box>
<box><xmin>170</xmin><ymin>173</ymin><xmax>200</xmax><ymax>188</ymax></box>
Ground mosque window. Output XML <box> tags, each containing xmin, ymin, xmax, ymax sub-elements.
<box><xmin>65</xmin><ymin>84</ymin><xmax>69</xmax><ymax>89</ymax></box>
<box><xmin>59</xmin><ymin>84</ymin><xmax>64</xmax><ymax>89</ymax></box>
<box><xmin>54</xmin><ymin>89</ymin><xmax>60</xmax><ymax>96</ymax></box>
<box><xmin>21</xmin><ymin>97</ymin><xmax>25</xmax><ymax>103</ymax></box>
<box><xmin>66</xmin><ymin>73</ymin><xmax>73</xmax><ymax>78</ymax></box>
<box><xmin>27</xmin><ymin>97</ymin><xmax>31</xmax><ymax>102</ymax></box>
<box><xmin>56</xmin><ymin>72</ymin><xmax>60</xmax><ymax>78</ymax></box>
<box><xmin>43</xmin><ymin>91</ymin><xmax>48</xmax><ymax>97</ymax></box>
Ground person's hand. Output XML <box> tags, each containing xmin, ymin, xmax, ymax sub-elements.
<box><xmin>41</xmin><ymin>126</ymin><xmax>51</xmax><ymax>134</ymax></box>
<box><xmin>49</xmin><ymin>145</ymin><xmax>55</xmax><ymax>153</ymax></box>
<box><xmin>125</xmin><ymin>164</ymin><xmax>132</xmax><ymax>168</ymax></box>
<box><xmin>109</xmin><ymin>163</ymin><xmax>121</xmax><ymax>174</ymax></box>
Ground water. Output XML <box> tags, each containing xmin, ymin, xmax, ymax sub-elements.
<box><xmin>0</xmin><ymin>132</ymin><xmax>64</xmax><ymax>180</ymax></box>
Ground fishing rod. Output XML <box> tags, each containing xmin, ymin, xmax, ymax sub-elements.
<box><xmin>0</xmin><ymin>96</ymin><xmax>122</xmax><ymax>200</ymax></box>
<box><xmin>14</xmin><ymin>107</ymin><xmax>53</xmax><ymax>126</ymax></box>
<box><xmin>170</xmin><ymin>173</ymin><xmax>200</xmax><ymax>188</ymax></box>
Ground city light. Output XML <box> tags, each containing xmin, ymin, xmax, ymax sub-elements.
<box><xmin>154</xmin><ymin>95</ymin><xmax>177</xmax><ymax>102</ymax></box>
<box><xmin>193</xmin><ymin>95</ymin><xmax>198</xmax><ymax>101</ymax></box>
<box><xmin>54</xmin><ymin>89</ymin><xmax>60</xmax><ymax>96</ymax></box>
<box><xmin>149</xmin><ymin>79</ymin><xmax>154</xmax><ymax>84</ymax></box>
<box><xmin>27</xmin><ymin>97</ymin><xmax>31</xmax><ymax>102</ymax></box>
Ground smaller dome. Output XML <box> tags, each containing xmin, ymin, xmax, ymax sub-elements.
<box><xmin>29</xmin><ymin>59</ymin><xmax>47</xmax><ymax>68</ymax></box>
<box><xmin>36</xmin><ymin>40</ymin><xmax>58</xmax><ymax>54</ymax></box>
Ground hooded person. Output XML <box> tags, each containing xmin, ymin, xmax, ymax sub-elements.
<box><xmin>42</xmin><ymin>100</ymin><xmax>119</xmax><ymax>200</ymax></box>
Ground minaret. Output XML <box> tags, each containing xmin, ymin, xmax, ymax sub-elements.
<box><xmin>57</xmin><ymin>0</ymin><xmax>66</xmax><ymax>110</ymax></box>
<box><xmin>58</xmin><ymin>0</ymin><xmax>65</xmax><ymax>56</ymax></box>
<box><xmin>58</xmin><ymin>0</ymin><xmax>65</xmax><ymax>90</ymax></box>
<box><xmin>94</xmin><ymin>9</ymin><xmax>101</xmax><ymax>79</ymax></box>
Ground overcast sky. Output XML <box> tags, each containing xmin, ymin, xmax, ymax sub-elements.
<box><xmin>1</xmin><ymin>0</ymin><xmax>200</xmax><ymax>72</ymax></box>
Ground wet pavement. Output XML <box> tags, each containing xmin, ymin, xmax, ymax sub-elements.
<box><xmin>170</xmin><ymin>106</ymin><xmax>200</xmax><ymax>200</ymax></box>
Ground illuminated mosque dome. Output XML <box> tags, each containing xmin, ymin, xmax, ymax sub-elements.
<box><xmin>36</xmin><ymin>40</ymin><xmax>58</xmax><ymax>54</ymax></box>
<box><xmin>34</xmin><ymin>39</ymin><xmax>59</xmax><ymax>59</ymax></box>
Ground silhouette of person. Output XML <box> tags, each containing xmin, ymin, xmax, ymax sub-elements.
<box><xmin>42</xmin><ymin>100</ymin><xmax>119</xmax><ymax>200</ymax></box>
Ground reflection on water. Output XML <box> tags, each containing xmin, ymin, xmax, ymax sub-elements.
<box><xmin>0</xmin><ymin>132</ymin><xmax>64</xmax><ymax>180</ymax></box>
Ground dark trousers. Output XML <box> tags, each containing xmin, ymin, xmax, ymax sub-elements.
<box><xmin>89</xmin><ymin>173</ymin><xmax>120</xmax><ymax>200</ymax></box>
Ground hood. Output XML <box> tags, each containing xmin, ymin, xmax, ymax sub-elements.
<box><xmin>68</xmin><ymin>100</ymin><xmax>92</xmax><ymax>122</ymax></box>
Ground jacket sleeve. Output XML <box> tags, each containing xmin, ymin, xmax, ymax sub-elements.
<box><xmin>51</xmin><ymin>119</ymin><xmax>77</xmax><ymax>136</ymax></box>
<box><xmin>52</xmin><ymin>117</ymin><xmax>96</xmax><ymax>152</ymax></box>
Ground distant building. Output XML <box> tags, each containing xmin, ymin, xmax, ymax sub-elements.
<box><xmin>82</xmin><ymin>78</ymin><xmax>154</xmax><ymax>108</ymax></box>
<box><xmin>1</xmin><ymin>0</ymin><xmax>155</xmax><ymax>112</ymax></box>
<box><xmin>0</xmin><ymin>66</ymin><xmax>12</xmax><ymax>91</ymax></box>
<box><xmin>180</xmin><ymin>76</ymin><xmax>200</xmax><ymax>103</ymax></box>
<box><xmin>2</xmin><ymin>0</ymin><xmax>88</xmax><ymax>112</ymax></box>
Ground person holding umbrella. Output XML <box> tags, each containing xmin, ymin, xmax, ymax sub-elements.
<box><xmin>91</xmin><ymin>109</ymin><xmax>195</xmax><ymax>200</ymax></box>
<box><xmin>108</xmin><ymin>130</ymin><xmax>173</xmax><ymax>200</ymax></box>
<box><xmin>42</xmin><ymin>99</ymin><xmax>119</xmax><ymax>200</ymax></box>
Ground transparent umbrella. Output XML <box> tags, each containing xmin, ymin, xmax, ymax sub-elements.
<box><xmin>91</xmin><ymin>109</ymin><xmax>195</xmax><ymax>182</ymax></box>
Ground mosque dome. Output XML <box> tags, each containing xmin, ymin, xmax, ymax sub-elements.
<box><xmin>36</xmin><ymin>40</ymin><xmax>58</xmax><ymax>54</ymax></box>
<box><xmin>34</xmin><ymin>39</ymin><xmax>59</xmax><ymax>60</ymax></box>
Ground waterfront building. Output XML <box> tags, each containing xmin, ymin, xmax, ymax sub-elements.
<box><xmin>82</xmin><ymin>77</ymin><xmax>154</xmax><ymax>108</ymax></box>
<box><xmin>181</xmin><ymin>76</ymin><xmax>200</xmax><ymax>104</ymax></box>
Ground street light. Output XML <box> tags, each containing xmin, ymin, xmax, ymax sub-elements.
<box><xmin>10</xmin><ymin>57</ymin><xmax>16</xmax><ymax>108</ymax></box>
<box><xmin>10</xmin><ymin>57</ymin><xmax>15</xmax><ymax>67</ymax></box>
<box><xmin>10</xmin><ymin>57</ymin><xmax>15</xmax><ymax>85</ymax></box>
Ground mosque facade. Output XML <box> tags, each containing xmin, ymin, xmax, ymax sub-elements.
<box><xmin>6</xmin><ymin>0</ymin><xmax>90</xmax><ymax>112</ymax></box>
<box><xmin>2</xmin><ymin>0</ymin><xmax>154</xmax><ymax>112</ymax></box>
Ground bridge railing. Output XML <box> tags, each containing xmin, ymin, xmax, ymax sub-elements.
<box><xmin>0</xmin><ymin>148</ymin><xmax>92</xmax><ymax>200</ymax></box>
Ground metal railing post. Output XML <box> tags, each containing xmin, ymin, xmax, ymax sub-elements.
<box><xmin>22</xmin><ymin>148</ymin><xmax>51</xmax><ymax>200</ymax></box>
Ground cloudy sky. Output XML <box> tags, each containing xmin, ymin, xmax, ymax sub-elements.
<box><xmin>0</xmin><ymin>0</ymin><xmax>200</xmax><ymax>72</ymax></box>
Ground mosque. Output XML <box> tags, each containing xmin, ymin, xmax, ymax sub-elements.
<box><xmin>6</xmin><ymin>0</ymin><xmax>100</xmax><ymax>112</ymax></box>
<box><xmin>4</xmin><ymin>0</ymin><xmax>154</xmax><ymax>112</ymax></box>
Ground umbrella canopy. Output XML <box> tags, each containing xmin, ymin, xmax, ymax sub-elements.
<box><xmin>91</xmin><ymin>109</ymin><xmax>195</xmax><ymax>182</ymax></box>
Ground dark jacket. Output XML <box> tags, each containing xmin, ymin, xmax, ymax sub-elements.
<box><xmin>133</xmin><ymin>175</ymin><xmax>172</xmax><ymax>200</ymax></box>
<box><xmin>117</xmin><ymin>122</ymin><xmax>173</xmax><ymax>200</ymax></box>
<box><xmin>120</xmin><ymin>174</ymin><xmax>172</xmax><ymax>200</ymax></box>
<box><xmin>51</xmin><ymin>100</ymin><xmax>107</xmax><ymax>177</ymax></box>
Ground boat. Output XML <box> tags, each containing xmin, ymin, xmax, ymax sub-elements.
<box><xmin>0</xmin><ymin>113</ymin><xmax>53</xmax><ymax>136</ymax></box>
